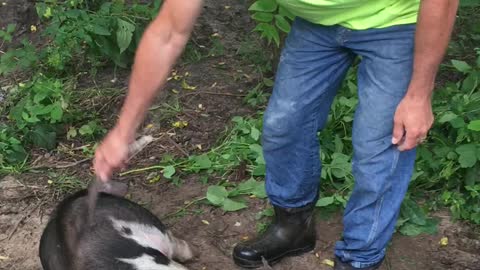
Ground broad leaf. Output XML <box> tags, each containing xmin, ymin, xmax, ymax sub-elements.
<box><xmin>29</xmin><ymin>125</ymin><xmax>56</xmax><ymax>150</ymax></box>
<box><xmin>116</xmin><ymin>18</ymin><xmax>135</xmax><ymax>54</ymax></box>
<box><xmin>252</xmin><ymin>12</ymin><xmax>274</xmax><ymax>23</ymax></box>
<box><xmin>50</xmin><ymin>104</ymin><xmax>63</xmax><ymax>122</ymax></box>
<box><xmin>206</xmin><ymin>185</ymin><xmax>228</xmax><ymax>206</ymax></box>
<box><xmin>438</xmin><ymin>112</ymin><xmax>458</xmax><ymax>123</ymax></box>
<box><xmin>253</xmin><ymin>23</ymin><xmax>280</xmax><ymax>47</ymax></box>
<box><xmin>222</xmin><ymin>198</ymin><xmax>247</xmax><ymax>212</ymax></box>
<box><xmin>252</xmin><ymin>164</ymin><xmax>266</xmax><ymax>176</ymax></box>
<box><xmin>248</xmin><ymin>0</ymin><xmax>278</xmax><ymax>12</ymax></box>
<box><xmin>193</xmin><ymin>154</ymin><xmax>212</xmax><ymax>169</ymax></box>
<box><xmin>252</xmin><ymin>181</ymin><xmax>267</xmax><ymax>198</ymax></box>
<box><xmin>279</xmin><ymin>6</ymin><xmax>296</xmax><ymax>20</ymax></box>
<box><xmin>467</xmin><ymin>120</ymin><xmax>480</xmax><ymax>131</ymax></box>
<box><xmin>456</xmin><ymin>144</ymin><xmax>478</xmax><ymax>168</ymax></box>
<box><xmin>275</xmin><ymin>15</ymin><xmax>291</xmax><ymax>33</ymax></box>
<box><xmin>316</xmin><ymin>196</ymin><xmax>334</xmax><ymax>207</ymax></box>
<box><xmin>163</xmin><ymin>165</ymin><xmax>176</xmax><ymax>179</ymax></box>
<box><xmin>234</xmin><ymin>178</ymin><xmax>259</xmax><ymax>195</ymax></box>
<box><xmin>399</xmin><ymin>218</ymin><xmax>438</xmax><ymax>236</ymax></box>
<box><xmin>250</xmin><ymin>127</ymin><xmax>261</xmax><ymax>141</ymax></box>
<box><xmin>92</xmin><ymin>25</ymin><xmax>111</xmax><ymax>36</ymax></box>
<box><xmin>79</xmin><ymin>124</ymin><xmax>94</xmax><ymax>135</ymax></box>
<box><xmin>451</xmin><ymin>59</ymin><xmax>472</xmax><ymax>73</ymax></box>
<box><xmin>7</xmin><ymin>24</ymin><xmax>16</xmax><ymax>33</ymax></box>
<box><xmin>401</xmin><ymin>199</ymin><xmax>427</xmax><ymax>226</ymax></box>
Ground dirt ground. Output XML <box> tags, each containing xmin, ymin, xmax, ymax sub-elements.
<box><xmin>1</xmin><ymin>1</ymin><xmax>479</xmax><ymax>270</ymax></box>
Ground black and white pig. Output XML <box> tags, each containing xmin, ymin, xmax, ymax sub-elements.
<box><xmin>39</xmin><ymin>187</ymin><xmax>195</xmax><ymax>270</ymax></box>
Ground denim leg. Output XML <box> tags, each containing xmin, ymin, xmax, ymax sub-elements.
<box><xmin>334</xmin><ymin>24</ymin><xmax>418</xmax><ymax>268</ymax></box>
<box><xmin>263</xmin><ymin>18</ymin><xmax>354</xmax><ymax>208</ymax></box>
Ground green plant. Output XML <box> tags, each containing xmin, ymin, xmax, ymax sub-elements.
<box><xmin>411</xmin><ymin>52</ymin><xmax>480</xmax><ymax>224</ymax></box>
<box><xmin>0</xmin><ymin>24</ymin><xmax>16</xmax><ymax>43</ymax></box>
<box><xmin>0</xmin><ymin>0</ymin><xmax>163</xmax><ymax>76</ymax></box>
<box><xmin>206</xmin><ymin>178</ymin><xmax>267</xmax><ymax>212</ymax></box>
<box><xmin>248</xmin><ymin>0</ymin><xmax>295</xmax><ymax>47</ymax></box>
<box><xmin>7</xmin><ymin>76</ymin><xmax>71</xmax><ymax>150</ymax></box>
<box><xmin>244</xmin><ymin>78</ymin><xmax>272</xmax><ymax>107</ymax></box>
<box><xmin>0</xmin><ymin>125</ymin><xmax>28</xmax><ymax>167</ymax></box>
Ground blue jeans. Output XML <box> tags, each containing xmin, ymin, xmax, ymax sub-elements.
<box><xmin>262</xmin><ymin>18</ymin><xmax>417</xmax><ymax>268</ymax></box>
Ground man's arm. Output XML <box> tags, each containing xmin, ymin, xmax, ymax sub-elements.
<box><xmin>94</xmin><ymin>0</ymin><xmax>204</xmax><ymax>181</ymax></box>
<box><xmin>392</xmin><ymin>0</ymin><xmax>459</xmax><ymax>151</ymax></box>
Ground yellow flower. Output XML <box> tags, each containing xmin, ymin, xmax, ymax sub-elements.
<box><xmin>30</xmin><ymin>25</ymin><xmax>37</xmax><ymax>33</ymax></box>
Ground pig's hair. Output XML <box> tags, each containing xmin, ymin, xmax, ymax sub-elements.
<box><xmin>39</xmin><ymin>189</ymin><xmax>178</xmax><ymax>270</ymax></box>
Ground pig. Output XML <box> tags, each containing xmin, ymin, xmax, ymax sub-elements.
<box><xmin>39</xmin><ymin>184</ymin><xmax>195</xmax><ymax>270</ymax></box>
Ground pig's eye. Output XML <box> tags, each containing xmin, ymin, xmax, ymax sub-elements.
<box><xmin>121</xmin><ymin>226</ymin><xmax>132</xmax><ymax>235</ymax></box>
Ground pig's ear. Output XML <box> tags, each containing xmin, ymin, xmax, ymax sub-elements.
<box><xmin>99</xmin><ymin>181</ymin><xmax>128</xmax><ymax>197</ymax></box>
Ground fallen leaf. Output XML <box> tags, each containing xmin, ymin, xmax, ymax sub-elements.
<box><xmin>201</xmin><ymin>220</ymin><xmax>210</xmax><ymax>225</ymax></box>
<box><xmin>322</xmin><ymin>259</ymin><xmax>335</xmax><ymax>267</ymax></box>
<box><xmin>234</xmin><ymin>222</ymin><xmax>241</xmax><ymax>227</ymax></box>
<box><xmin>181</xmin><ymin>79</ymin><xmax>197</xmax><ymax>90</ymax></box>
<box><xmin>0</xmin><ymin>256</ymin><xmax>9</xmax><ymax>261</ymax></box>
<box><xmin>30</xmin><ymin>25</ymin><xmax>37</xmax><ymax>32</ymax></box>
<box><xmin>172</xmin><ymin>121</ymin><xmax>188</xmax><ymax>128</ymax></box>
<box><xmin>440</xmin><ymin>237</ymin><xmax>448</xmax><ymax>246</ymax></box>
<box><xmin>146</xmin><ymin>124</ymin><xmax>154</xmax><ymax>129</ymax></box>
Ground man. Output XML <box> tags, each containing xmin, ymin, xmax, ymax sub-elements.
<box><xmin>93</xmin><ymin>0</ymin><xmax>459</xmax><ymax>269</ymax></box>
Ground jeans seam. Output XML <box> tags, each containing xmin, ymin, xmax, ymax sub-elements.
<box><xmin>309</xmin><ymin>110</ymin><xmax>319</xmax><ymax>177</ymax></box>
<box><xmin>389</xmin><ymin>145</ymin><xmax>400</xmax><ymax>175</ymax></box>
<box><xmin>365</xmin><ymin>194</ymin><xmax>384</xmax><ymax>246</ymax></box>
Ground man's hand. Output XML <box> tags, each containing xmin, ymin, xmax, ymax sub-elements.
<box><xmin>392</xmin><ymin>0</ymin><xmax>458</xmax><ymax>151</ymax></box>
<box><xmin>93</xmin><ymin>127</ymin><xmax>133</xmax><ymax>182</ymax></box>
<box><xmin>392</xmin><ymin>94</ymin><xmax>433</xmax><ymax>151</ymax></box>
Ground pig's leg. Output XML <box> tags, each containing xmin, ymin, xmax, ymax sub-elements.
<box><xmin>167</xmin><ymin>231</ymin><xmax>196</xmax><ymax>262</ymax></box>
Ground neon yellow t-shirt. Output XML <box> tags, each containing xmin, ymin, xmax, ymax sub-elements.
<box><xmin>277</xmin><ymin>0</ymin><xmax>421</xmax><ymax>30</ymax></box>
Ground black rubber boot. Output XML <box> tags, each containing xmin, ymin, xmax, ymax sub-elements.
<box><xmin>232</xmin><ymin>203</ymin><xmax>316</xmax><ymax>268</ymax></box>
<box><xmin>334</xmin><ymin>257</ymin><xmax>383</xmax><ymax>270</ymax></box>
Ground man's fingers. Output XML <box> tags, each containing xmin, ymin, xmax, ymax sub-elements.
<box><xmin>392</xmin><ymin>119</ymin><xmax>405</xmax><ymax>145</ymax></box>
<box><xmin>94</xmin><ymin>149</ymin><xmax>113</xmax><ymax>182</ymax></box>
<box><xmin>397</xmin><ymin>131</ymin><xmax>419</xmax><ymax>151</ymax></box>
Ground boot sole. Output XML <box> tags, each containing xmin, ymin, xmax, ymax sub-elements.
<box><xmin>232</xmin><ymin>243</ymin><xmax>316</xmax><ymax>269</ymax></box>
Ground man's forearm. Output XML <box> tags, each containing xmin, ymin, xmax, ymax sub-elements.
<box><xmin>407</xmin><ymin>0</ymin><xmax>459</xmax><ymax>98</ymax></box>
<box><xmin>115</xmin><ymin>25</ymin><xmax>188</xmax><ymax>140</ymax></box>
<box><xmin>114</xmin><ymin>0</ymin><xmax>203</xmax><ymax>141</ymax></box>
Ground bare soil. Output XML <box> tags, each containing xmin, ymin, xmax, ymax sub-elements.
<box><xmin>1</xmin><ymin>1</ymin><xmax>479</xmax><ymax>270</ymax></box>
